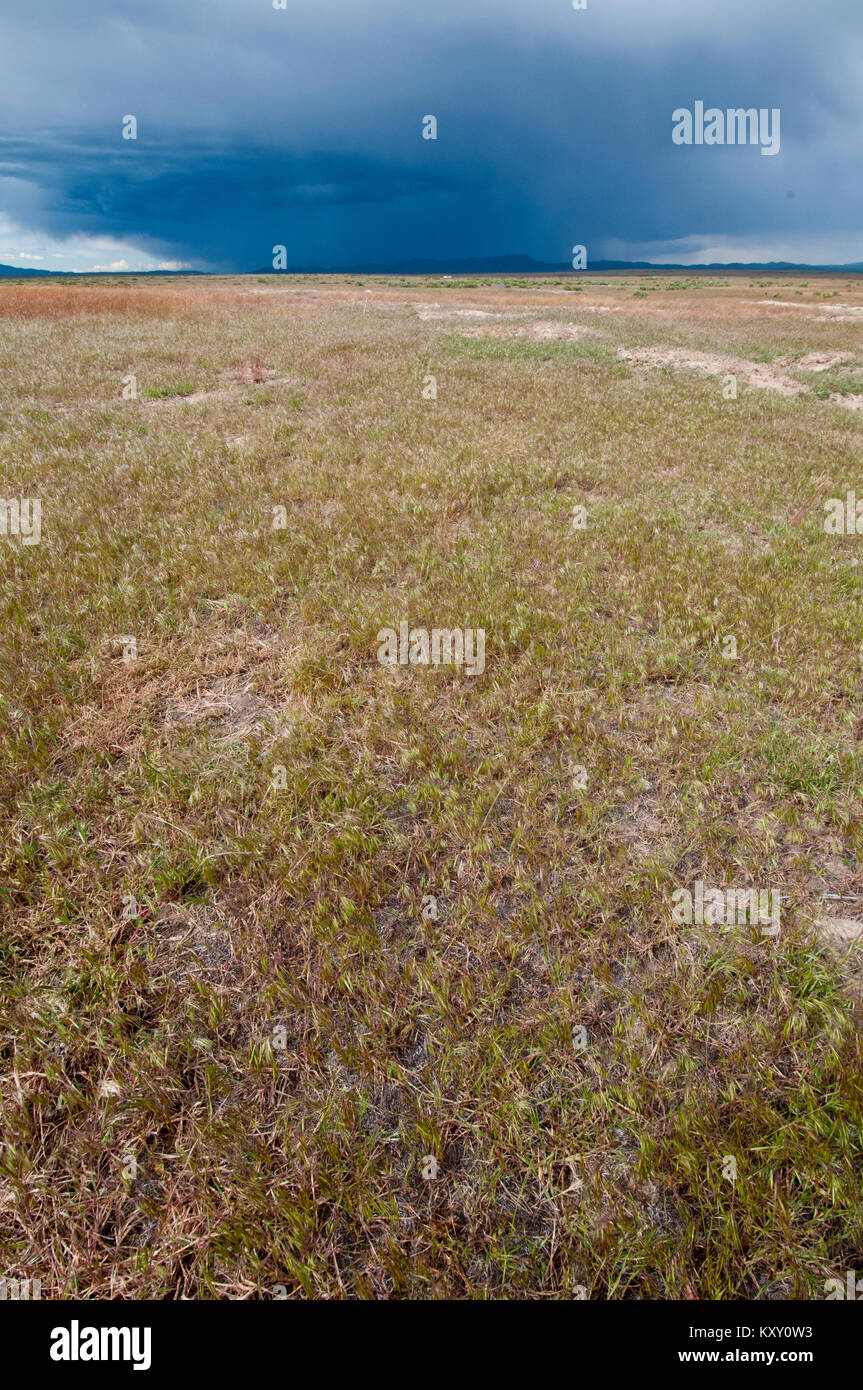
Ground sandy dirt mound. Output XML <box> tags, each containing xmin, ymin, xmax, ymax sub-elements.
<box><xmin>616</xmin><ymin>347</ymin><xmax>805</xmax><ymax>396</ymax></box>
<box><xmin>819</xmin><ymin>304</ymin><xmax>863</xmax><ymax>321</ymax></box>
<box><xmin>794</xmin><ymin>351</ymin><xmax>856</xmax><ymax>372</ymax></box>
<box><xmin>752</xmin><ymin>300</ymin><xmax>863</xmax><ymax>323</ymax></box>
<box><xmin>757</xmin><ymin>301</ymin><xmax>812</xmax><ymax>311</ymax></box>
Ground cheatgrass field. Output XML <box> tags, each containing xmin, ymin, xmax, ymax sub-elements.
<box><xmin>1</xmin><ymin>271</ymin><xmax>861</xmax><ymax>1299</ymax></box>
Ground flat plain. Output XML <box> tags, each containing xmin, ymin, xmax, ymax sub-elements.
<box><xmin>1</xmin><ymin>271</ymin><xmax>861</xmax><ymax>1298</ymax></box>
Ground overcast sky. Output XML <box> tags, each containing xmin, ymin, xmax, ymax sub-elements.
<box><xmin>1</xmin><ymin>0</ymin><xmax>861</xmax><ymax>271</ymax></box>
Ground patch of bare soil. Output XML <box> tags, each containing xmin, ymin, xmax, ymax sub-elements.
<box><xmin>146</xmin><ymin>371</ymin><xmax>298</xmax><ymax>407</ymax></box>
<box><xmin>458</xmin><ymin>321</ymin><xmax>598</xmax><ymax>341</ymax></box>
<box><xmin>630</xmin><ymin>682</ymin><xmax>702</xmax><ymax>718</ymax></box>
<box><xmin>828</xmin><ymin>393</ymin><xmax>863</xmax><ymax>412</ymax></box>
<box><xmin>817</xmin><ymin>915</ymin><xmax>863</xmax><ymax>948</ymax></box>
<box><xmin>818</xmin><ymin>304</ymin><xmax>863</xmax><ymax>321</ymax></box>
<box><xmin>816</xmin><ymin>914</ymin><xmax>863</xmax><ymax>997</ymax></box>
<box><xmin>140</xmin><ymin>904</ymin><xmax>236</xmax><ymax>986</ymax></box>
<box><xmin>763</xmin><ymin>301</ymin><xmax>863</xmax><ymax>323</ymax></box>
<box><xmin>415</xmin><ymin>304</ymin><xmax>500</xmax><ymax>321</ymax></box>
<box><xmin>806</xmin><ymin>855</ymin><xmax>863</xmax><ymax>992</ymax></box>
<box><xmin>697</xmin><ymin>520</ymin><xmax>773</xmax><ymax>556</ymax></box>
<box><xmin>793</xmin><ymin>351</ymin><xmax>856</xmax><ymax>372</ymax></box>
<box><xmin>616</xmin><ymin>347</ymin><xmax>805</xmax><ymax>396</ymax></box>
<box><xmin>165</xmin><ymin>674</ymin><xmax>284</xmax><ymax>741</ymax></box>
<box><xmin>610</xmin><ymin>795</ymin><xmax>667</xmax><ymax>860</ymax></box>
<box><xmin>757</xmin><ymin>301</ymin><xmax>815</xmax><ymax>311</ymax></box>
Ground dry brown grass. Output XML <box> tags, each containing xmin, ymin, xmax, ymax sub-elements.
<box><xmin>0</xmin><ymin>283</ymin><xmax>206</xmax><ymax>319</ymax></box>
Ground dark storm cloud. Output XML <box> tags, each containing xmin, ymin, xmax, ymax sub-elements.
<box><xmin>1</xmin><ymin>0</ymin><xmax>862</xmax><ymax>268</ymax></box>
<box><xmin>0</xmin><ymin>133</ymin><xmax>473</xmax><ymax>266</ymax></box>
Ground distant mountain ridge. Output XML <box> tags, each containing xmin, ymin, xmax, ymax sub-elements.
<box><xmin>0</xmin><ymin>263</ymin><xmax>66</xmax><ymax>277</ymax></box>
<box><xmin>253</xmin><ymin>253</ymin><xmax>863</xmax><ymax>274</ymax></box>
<box><xmin>250</xmin><ymin>255</ymin><xmax>861</xmax><ymax>273</ymax></box>
<box><xmin>0</xmin><ymin>264</ymin><xmax>201</xmax><ymax>277</ymax></box>
<box><xmin>2</xmin><ymin>254</ymin><xmax>863</xmax><ymax>278</ymax></box>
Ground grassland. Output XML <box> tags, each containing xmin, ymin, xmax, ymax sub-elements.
<box><xmin>0</xmin><ymin>272</ymin><xmax>861</xmax><ymax>1299</ymax></box>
